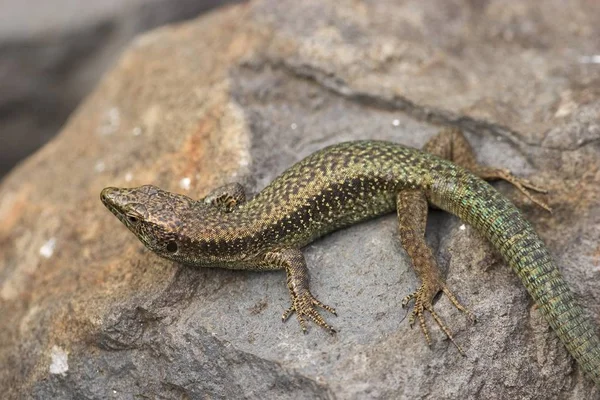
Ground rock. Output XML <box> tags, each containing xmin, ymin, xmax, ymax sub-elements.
<box><xmin>1</xmin><ymin>0</ymin><xmax>600</xmax><ymax>398</ymax></box>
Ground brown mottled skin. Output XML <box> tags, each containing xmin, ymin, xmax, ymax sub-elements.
<box><xmin>101</xmin><ymin>128</ymin><xmax>600</xmax><ymax>386</ymax></box>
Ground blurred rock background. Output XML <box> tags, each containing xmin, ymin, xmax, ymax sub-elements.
<box><xmin>0</xmin><ymin>0</ymin><xmax>242</xmax><ymax>179</ymax></box>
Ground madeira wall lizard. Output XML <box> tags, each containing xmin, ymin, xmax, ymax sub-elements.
<box><xmin>101</xmin><ymin>128</ymin><xmax>600</xmax><ymax>387</ymax></box>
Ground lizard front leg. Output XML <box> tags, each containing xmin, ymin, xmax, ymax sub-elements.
<box><xmin>261</xmin><ymin>248</ymin><xmax>337</xmax><ymax>334</ymax></box>
<box><xmin>397</xmin><ymin>189</ymin><xmax>475</xmax><ymax>355</ymax></box>
<box><xmin>202</xmin><ymin>183</ymin><xmax>246</xmax><ymax>212</ymax></box>
<box><xmin>425</xmin><ymin>128</ymin><xmax>550</xmax><ymax>212</ymax></box>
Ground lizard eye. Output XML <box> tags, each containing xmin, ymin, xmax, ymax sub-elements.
<box><xmin>128</xmin><ymin>215</ymin><xmax>138</xmax><ymax>223</ymax></box>
<box><xmin>166</xmin><ymin>241</ymin><xmax>178</xmax><ymax>253</ymax></box>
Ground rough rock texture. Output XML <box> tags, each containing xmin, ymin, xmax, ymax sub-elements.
<box><xmin>0</xmin><ymin>0</ymin><xmax>243</xmax><ymax>178</ymax></box>
<box><xmin>1</xmin><ymin>0</ymin><xmax>600</xmax><ymax>399</ymax></box>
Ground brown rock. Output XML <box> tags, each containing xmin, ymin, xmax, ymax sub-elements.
<box><xmin>1</xmin><ymin>0</ymin><xmax>599</xmax><ymax>398</ymax></box>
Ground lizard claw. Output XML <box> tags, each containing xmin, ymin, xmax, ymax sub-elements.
<box><xmin>402</xmin><ymin>283</ymin><xmax>475</xmax><ymax>356</ymax></box>
<box><xmin>283</xmin><ymin>291</ymin><xmax>337</xmax><ymax>335</ymax></box>
<box><xmin>498</xmin><ymin>169</ymin><xmax>551</xmax><ymax>212</ymax></box>
<box><xmin>479</xmin><ymin>167</ymin><xmax>551</xmax><ymax>213</ymax></box>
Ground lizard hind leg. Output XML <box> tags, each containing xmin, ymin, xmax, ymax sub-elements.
<box><xmin>397</xmin><ymin>189</ymin><xmax>475</xmax><ymax>355</ymax></box>
<box><xmin>424</xmin><ymin>128</ymin><xmax>551</xmax><ymax>212</ymax></box>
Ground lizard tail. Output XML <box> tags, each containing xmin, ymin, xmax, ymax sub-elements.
<box><xmin>430</xmin><ymin>173</ymin><xmax>600</xmax><ymax>386</ymax></box>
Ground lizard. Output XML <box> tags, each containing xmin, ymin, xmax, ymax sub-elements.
<box><xmin>101</xmin><ymin>128</ymin><xmax>600</xmax><ymax>386</ymax></box>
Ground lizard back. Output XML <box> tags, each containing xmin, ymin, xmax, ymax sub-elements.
<box><xmin>238</xmin><ymin>141</ymin><xmax>456</xmax><ymax>248</ymax></box>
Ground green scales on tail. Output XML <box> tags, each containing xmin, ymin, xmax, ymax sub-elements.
<box><xmin>101</xmin><ymin>128</ymin><xmax>600</xmax><ymax>386</ymax></box>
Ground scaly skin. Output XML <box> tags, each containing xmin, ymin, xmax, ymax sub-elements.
<box><xmin>101</xmin><ymin>129</ymin><xmax>600</xmax><ymax>386</ymax></box>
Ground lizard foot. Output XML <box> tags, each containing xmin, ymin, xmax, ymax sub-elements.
<box><xmin>479</xmin><ymin>167</ymin><xmax>551</xmax><ymax>212</ymax></box>
<box><xmin>402</xmin><ymin>283</ymin><xmax>475</xmax><ymax>356</ymax></box>
<box><xmin>282</xmin><ymin>291</ymin><xmax>337</xmax><ymax>335</ymax></box>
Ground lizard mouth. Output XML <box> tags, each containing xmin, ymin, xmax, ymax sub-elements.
<box><xmin>100</xmin><ymin>187</ymin><xmax>134</xmax><ymax>227</ymax></box>
<box><xmin>100</xmin><ymin>187</ymin><xmax>153</xmax><ymax>244</ymax></box>
<box><xmin>100</xmin><ymin>187</ymin><xmax>121</xmax><ymax>215</ymax></box>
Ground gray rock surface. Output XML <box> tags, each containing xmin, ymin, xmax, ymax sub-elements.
<box><xmin>1</xmin><ymin>0</ymin><xmax>600</xmax><ymax>399</ymax></box>
<box><xmin>0</xmin><ymin>0</ymin><xmax>242</xmax><ymax>178</ymax></box>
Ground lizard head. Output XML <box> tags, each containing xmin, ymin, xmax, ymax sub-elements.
<box><xmin>101</xmin><ymin>185</ymin><xmax>205</xmax><ymax>263</ymax></box>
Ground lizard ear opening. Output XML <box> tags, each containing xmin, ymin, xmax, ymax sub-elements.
<box><xmin>166</xmin><ymin>241</ymin><xmax>178</xmax><ymax>253</ymax></box>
